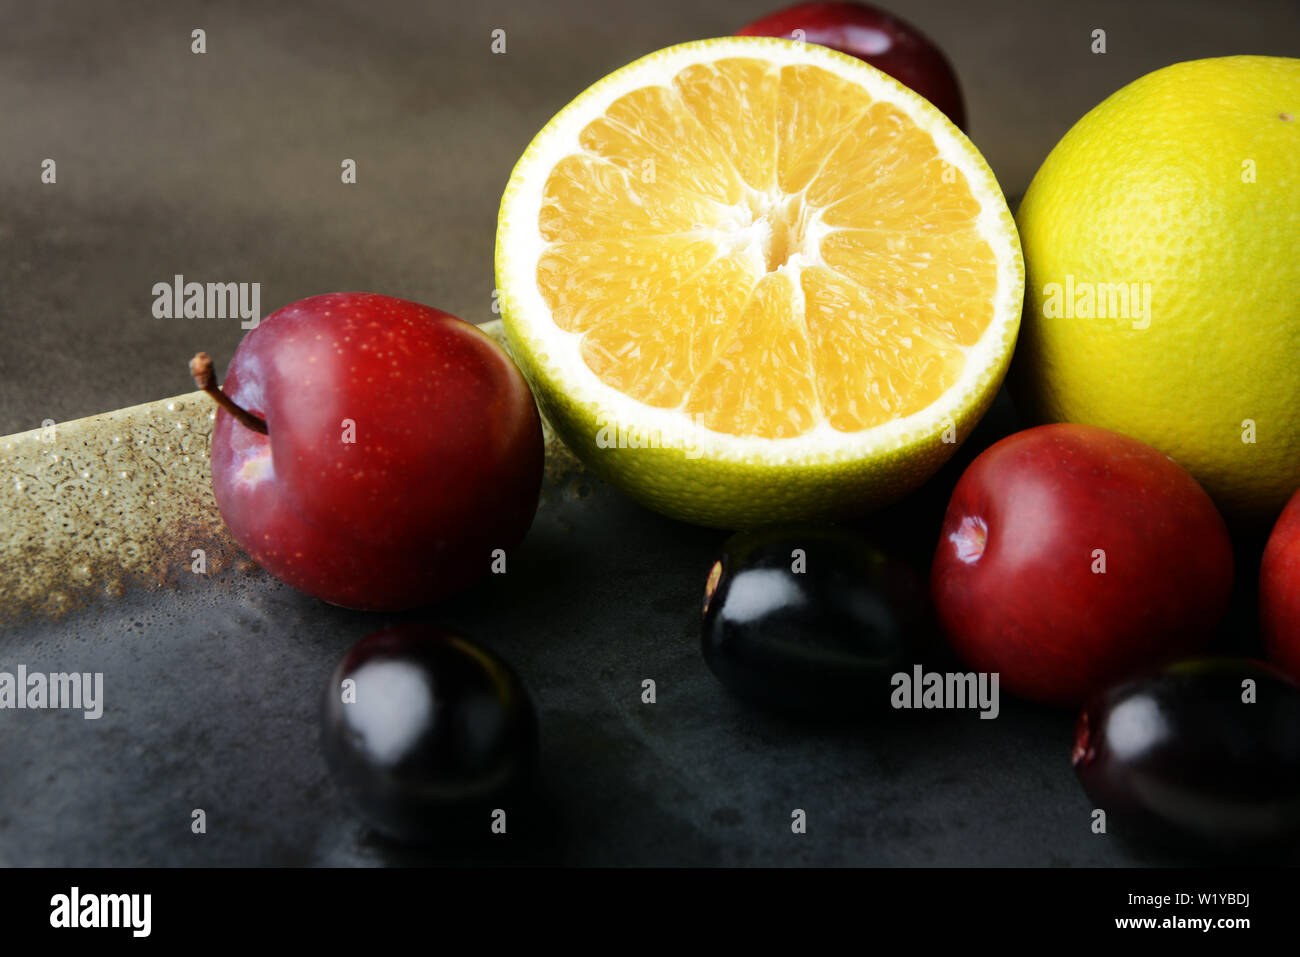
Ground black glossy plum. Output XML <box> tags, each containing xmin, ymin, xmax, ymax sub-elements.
<box><xmin>1073</xmin><ymin>658</ymin><xmax>1300</xmax><ymax>856</ymax></box>
<box><xmin>321</xmin><ymin>625</ymin><xmax>538</xmax><ymax>843</ymax></box>
<box><xmin>701</xmin><ymin>523</ymin><xmax>929</xmax><ymax>717</ymax></box>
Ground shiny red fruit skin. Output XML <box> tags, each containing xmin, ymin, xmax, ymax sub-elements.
<box><xmin>211</xmin><ymin>292</ymin><xmax>544</xmax><ymax>610</ymax></box>
<box><xmin>1262</xmin><ymin>488</ymin><xmax>1300</xmax><ymax>680</ymax></box>
<box><xmin>931</xmin><ymin>424</ymin><xmax>1233</xmax><ymax>707</ymax></box>
<box><xmin>737</xmin><ymin>1</ymin><xmax>967</xmax><ymax>130</ymax></box>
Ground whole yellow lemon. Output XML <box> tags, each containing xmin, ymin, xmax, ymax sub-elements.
<box><xmin>1015</xmin><ymin>55</ymin><xmax>1300</xmax><ymax>517</ymax></box>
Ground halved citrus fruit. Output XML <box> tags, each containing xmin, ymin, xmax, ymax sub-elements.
<box><xmin>496</xmin><ymin>37</ymin><xmax>1023</xmax><ymax>528</ymax></box>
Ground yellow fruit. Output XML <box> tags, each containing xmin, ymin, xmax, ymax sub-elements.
<box><xmin>496</xmin><ymin>37</ymin><xmax>1023</xmax><ymax>528</ymax></box>
<box><xmin>1015</xmin><ymin>55</ymin><xmax>1300</xmax><ymax>517</ymax></box>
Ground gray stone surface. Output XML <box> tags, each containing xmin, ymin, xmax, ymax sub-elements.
<box><xmin>0</xmin><ymin>448</ymin><xmax>1170</xmax><ymax>867</ymax></box>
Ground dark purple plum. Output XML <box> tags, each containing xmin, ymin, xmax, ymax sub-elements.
<box><xmin>322</xmin><ymin>625</ymin><xmax>538</xmax><ymax>843</ymax></box>
<box><xmin>1073</xmin><ymin>658</ymin><xmax>1300</xmax><ymax>857</ymax></box>
<box><xmin>701</xmin><ymin>522</ymin><xmax>930</xmax><ymax>717</ymax></box>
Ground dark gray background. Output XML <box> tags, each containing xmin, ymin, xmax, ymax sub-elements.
<box><xmin>1</xmin><ymin>1</ymin><xmax>1297</xmax><ymax>867</ymax></box>
<box><xmin>1</xmin><ymin>0</ymin><xmax>1297</xmax><ymax>433</ymax></box>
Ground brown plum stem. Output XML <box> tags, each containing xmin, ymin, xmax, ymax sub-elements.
<box><xmin>189</xmin><ymin>352</ymin><xmax>268</xmax><ymax>435</ymax></box>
